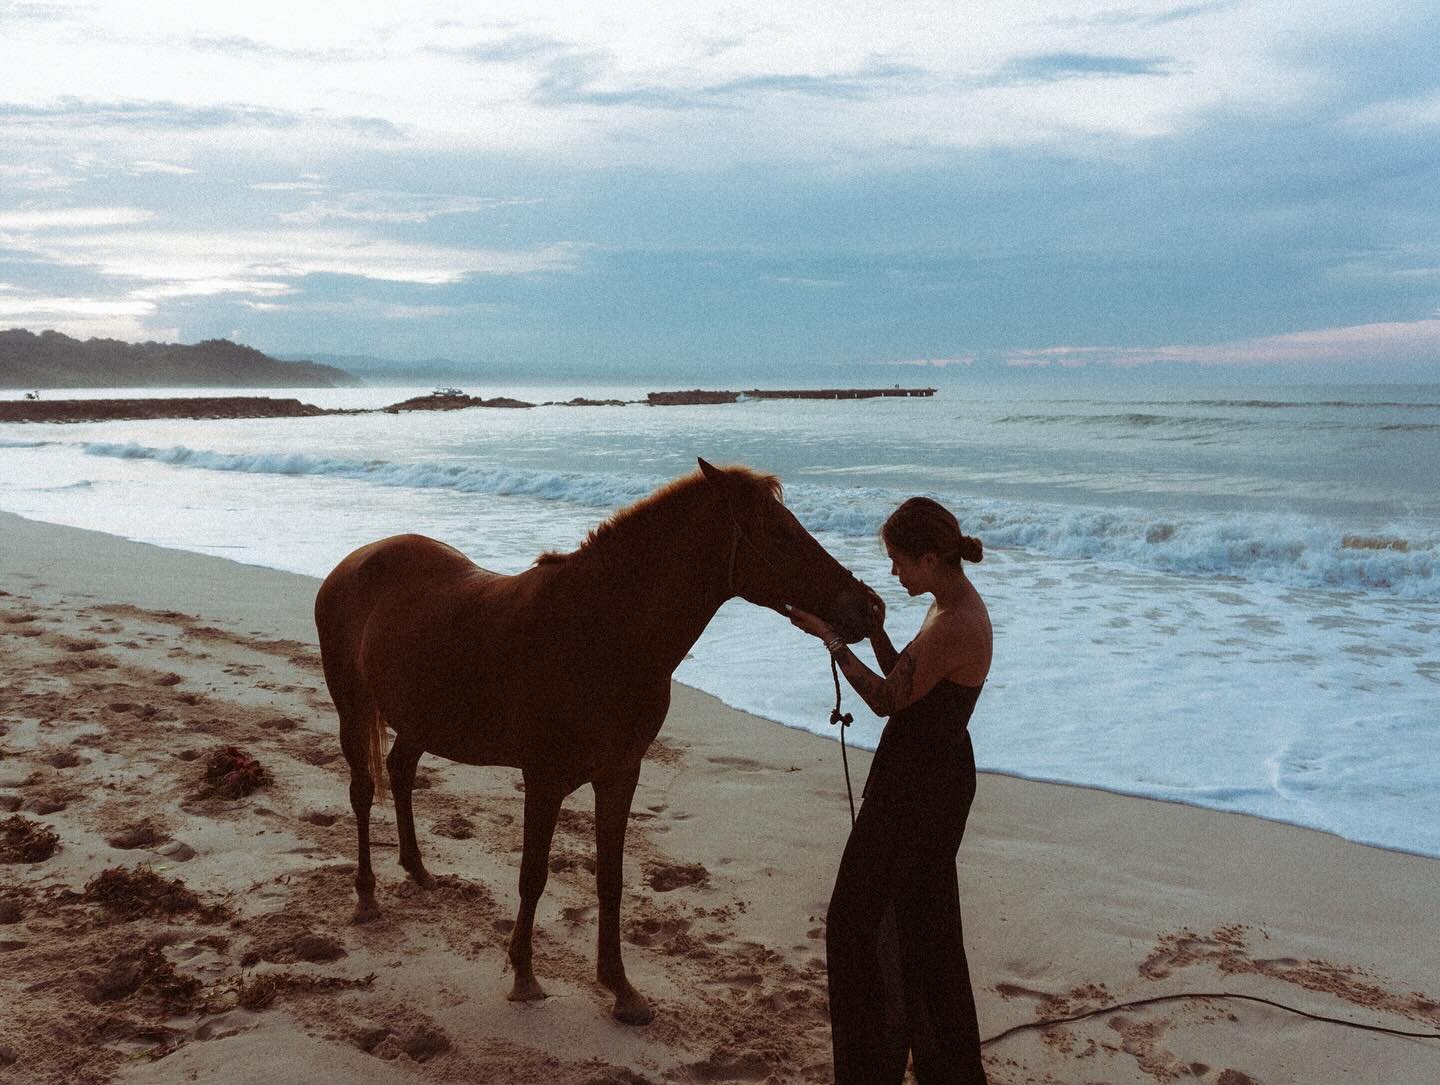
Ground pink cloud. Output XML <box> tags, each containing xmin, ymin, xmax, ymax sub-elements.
<box><xmin>1006</xmin><ymin>317</ymin><xmax>1440</xmax><ymax>368</ymax></box>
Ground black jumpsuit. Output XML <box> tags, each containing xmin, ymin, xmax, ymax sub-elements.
<box><xmin>826</xmin><ymin>679</ymin><xmax>987</xmax><ymax>1084</ymax></box>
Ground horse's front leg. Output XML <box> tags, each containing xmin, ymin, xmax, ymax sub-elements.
<box><xmin>593</xmin><ymin>760</ymin><xmax>651</xmax><ymax>1024</ymax></box>
<box><xmin>508</xmin><ymin>774</ymin><xmax>564</xmax><ymax>1003</ymax></box>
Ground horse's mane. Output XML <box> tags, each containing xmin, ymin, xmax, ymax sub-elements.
<box><xmin>535</xmin><ymin>465</ymin><xmax>782</xmax><ymax>565</ymax></box>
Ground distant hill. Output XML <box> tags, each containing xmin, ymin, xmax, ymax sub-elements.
<box><xmin>0</xmin><ymin>329</ymin><xmax>361</xmax><ymax>389</ymax></box>
<box><xmin>288</xmin><ymin>351</ymin><xmax>498</xmax><ymax>385</ymax></box>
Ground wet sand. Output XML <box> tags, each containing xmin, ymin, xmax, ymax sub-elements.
<box><xmin>1</xmin><ymin>510</ymin><xmax>1437</xmax><ymax>1084</ymax></box>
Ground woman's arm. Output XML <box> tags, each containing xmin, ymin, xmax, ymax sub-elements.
<box><xmin>790</xmin><ymin>607</ymin><xmax>953</xmax><ymax>718</ymax></box>
<box><xmin>865</xmin><ymin>588</ymin><xmax>900</xmax><ymax>673</ymax></box>
<box><xmin>870</xmin><ymin>631</ymin><xmax>900</xmax><ymax>675</ymax></box>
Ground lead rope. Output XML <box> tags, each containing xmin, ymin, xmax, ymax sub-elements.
<box><xmin>829</xmin><ymin>655</ymin><xmax>856</xmax><ymax>825</ymax></box>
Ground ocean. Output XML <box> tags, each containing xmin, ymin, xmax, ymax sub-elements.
<box><xmin>2</xmin><ymin>381</ymin><xmax>1437</xmax><ymax>856</ymax></box>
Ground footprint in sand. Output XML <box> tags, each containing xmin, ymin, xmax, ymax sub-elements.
<box><xmin>705</xmin><ymin>756</ymin><xmax>771</xmax><ymax>772</ymax></box>
<box><xmin>106</xmin><ymin>823</ymin><xmax>169</xmax><ymax>850</ymax></box>
<box><xmin>645</xmin><ymin>861</ymin><xmax>710</xmax><ymax>892</ymax></box>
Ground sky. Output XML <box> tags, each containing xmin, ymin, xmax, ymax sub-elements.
<box><xmin>1</xmin><ymin>0</ymin><xmax>1438</xmax><ymax>382</ymax></box>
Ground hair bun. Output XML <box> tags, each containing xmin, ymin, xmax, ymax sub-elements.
<box><xmin>958</xmin><ymin>534</ymin><xmax>983</xmax><ymax>563</ymax></box>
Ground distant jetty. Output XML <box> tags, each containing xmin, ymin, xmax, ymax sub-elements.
<box><xmin>0</xmin><ymin>396</ymin><xmax>330</xmax><ymax>424</ymax></box>
<box><xmin>383</xmin><ymin>391</ymin><xmax>534</xmax><ymax>412</ymax></box>
<box><xmin>646</xmin><ymin>387</ymin><xmax>936</xmax><ymax>405</ymax></box>
<box><xmin>0</xmin><ymin>386</ymin><xmax>937</xmax><ymax>424</ymax></box>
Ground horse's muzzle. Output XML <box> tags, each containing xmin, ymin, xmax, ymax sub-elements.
<box><xmin>828</xmin><ymin>586</ymin><xmax>873</xmax><ymax>644</ymax></box>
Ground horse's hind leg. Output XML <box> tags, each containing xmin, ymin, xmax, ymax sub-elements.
<box><xmin>508</xmin><ymin>774</ymin><xmax>564</xmax><ymax>1003</ymax></box>
<box><xmin>387</xmin><ymin>738</ymin><xmax>435</xmax><ymax>889</ymax></box>
<box><xmin>594</xmin><ymin>760</ymin><xmax>651</xmax><ymax>1024</ymax></box>
<box><xmin>337</xmin><ymin>699</ymin><xmax>382</xmax><ymax>923</ymax></box>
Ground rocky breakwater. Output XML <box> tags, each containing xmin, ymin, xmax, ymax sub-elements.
<box><xmin>381</xmin><ymin>392</ymin><xmax>535</xmax><ymax>413</ymax></box>
<box><xmin>0</xmin><ymin>397</ymin><xmax>331</xmax><ymax>424</ymax></box>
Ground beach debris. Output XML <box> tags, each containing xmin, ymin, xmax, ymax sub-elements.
<box><xmin>156</xmin><ymin>840</ymin><xmax>197</xmax><ymax>862</ymax></box>
<box><xmin>201</xmin><ymin>745</ymin><xmax>271</xmax><ymax>798</ymax></box>
<box><xmin>106</xmin><ymin>822</ymin><xmax>167</xmax><ymax>850</ymax></box>
<box><xmin>83</xmin><ymin>865</ymin><xmax>219</xmax><ymax>920</ymax></box>
<box><xmin>431</xmin><ymin>813</ymin><xmax>475</xmax><ymax>839</ymax></box>
<box><xmin>43</xmin><ymin>747</ymin><xmax>85</xmax><ymax>769</ymax></box>
<box><xmin>358</xmin><ymin>1020</ymin><xmax>451</xmax><ymax>1062</ymax></box>
<box><xmin>0</xmin><ymin>815</ymin><xmax>59</xmax><ymax>863</ymax></box>
<box><xmin>235</xmin><ymin>969</ymin><xmax>376</xmax><ymax>1012</ymax></box>
<box><xmin>644</xmin><ymin>860</ymin><xmax>710</xmax><ymax>892</ymax></box>
<box><xmin>84</xmin><ymin>941</ymin><xmax>202</xmax><ymax>1008</ymax></box>
<box><xmin>238</xmin><ymin>972</ymin><xmax>280</xmax><ymax>1010</ymax></box>
<box><xmin>244</xmin><ymin>929</ymin><xmax>348</xmax><ymax>966</ymax></box>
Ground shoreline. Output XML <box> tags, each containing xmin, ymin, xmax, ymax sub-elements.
<box><xmin>2</xmin><ymin>509</ymin><xmax>1439</xmax><ymax>1082</ymax></box>
<box><xmin>1</xmin><ymin>507</ymin><xmax>1432</xmax><ymax>864</ymax></box>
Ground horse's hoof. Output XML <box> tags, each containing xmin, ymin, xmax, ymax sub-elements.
<box><xmin>411</xmin><ymin>870</ymin><xmax>437</xmax><ymax>890</ymax></box>
<box><xmin>352</xmin><ymin>898</ymin><xmax>381</xmax><ymax>925</ymax></box>
<box><xmin>611</xmin><ymin>990</ymin><xmax>653</xmax><ymax>1026</ymax></box>
<box><xmin>507</xmin><ymin>973</ymin><xmax>547</xmax><ymax>1003</ymax></box>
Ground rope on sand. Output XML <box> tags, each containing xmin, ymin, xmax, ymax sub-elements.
<box><xmin>981</xmin><ymin>990</ymin><xmax>1440</xmax><ymax>1048</ymax></box>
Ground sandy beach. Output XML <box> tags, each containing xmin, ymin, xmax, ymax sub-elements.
<box><xmin>1</xmin><ymin>509</ymin><xmax>1437</xmax><ymax>1084</ymax></box>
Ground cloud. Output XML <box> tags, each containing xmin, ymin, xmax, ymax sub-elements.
<box><xmin>0</xmin><ymin>206</ymin><xmax>155</xmax><ymax>229</ymax></box>
<box><xmin>886</xmin><ymin>356</ymin><xmax>977</xmax><ymax>368</ymax></box>
<box><xmin>0</xmin><ymin>293</ymin><xmax>153</xmax><ymax>318</ymax></box>
<box><xmin>10</xmin><ymin>226</ymin><xmax>583</xmax><ymax>287</ymax></box>
<box><xmin>0</xmin><ymin>99</ymin><xmax>405</xmax><ymax>140</ymax></box>
<box><xmin>277</xmin><ymin>192</ymin><xmax>527</xmax><ymax>225</ymax></box>
<box><xmin>433</xmin><ymin>33</ymin><xmax>568</xmax><ymax>65</ymax></box>
<box><xmin>183</xmin><ymin>34</ymin><xmax>369</xmax><ymax>64</ymax></box>
<box><xmin>249</xmin><ymin>178</ymin><xmax>328</xmax><ymax>193</ymax></box>
<box><xmin>1345</xmin><ymin>91</ymin><xmax>1440</xmax><ymax>131</ymax></box>
<box><xmin>1051</xmin><ymin>3</ymin><xmax>1234</xmax><ymax>29</ymax></box>
<box><xmin>0</xmin><ymin>289</ymin><xmax>168</xmax><ymax>341</ymax></box>
<box><xmin>127</xmin><ymin>160</ymin><xmax>196</xmax><ymax>175</ymax></box>
<box><xmin>767</xmin><ymin>276</ymin><xmax>848</xmax><ymax>289</ymax></box>
<box><xmin>0</xmin><ymin>2</ymin><xmax>73</xmax><ymax>22</ymax></box>
<box><xmin>1005</xmin><ymin>318</ymin><xmax>1440</xmax><ymax>369</ymax></box>
<box><xmin>0</xmin><ymin>162</ymin><xmax>79</xmax><ymax>191</ymax></box>
<box><xmin>991</xmin><ymin>53</ymin><xmax>1177</xmax><ymax>85</ymax></box>
<box><xmin>532</xmin><ymin>51</ymin><xmax>924</xmax><ymax>110</ymax></box>
<box><xmin>129</xmin><ymin>279</ymin><xmax>295</xmax><ymax>300</ymax></box>
<box><xmin>241</xmin><ymin>299</ymin><xmax>493</xmax><ymax>321</ymax></box>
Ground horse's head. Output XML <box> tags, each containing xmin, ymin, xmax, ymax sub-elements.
<box><xmin>698</xmin><ymin>458</ymin><xmax>872</xmax><ymax>643</ymax></box>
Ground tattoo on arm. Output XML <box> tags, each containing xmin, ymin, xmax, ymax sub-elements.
<box><xmin>871</xmin><ymin>629</ymin><xmax>899</xmax><ymax>674</ymax></box>
<box><xmin>837</xmin><ymin>646</ymin><xmax>916</xmax><ymax>716</ymax></box>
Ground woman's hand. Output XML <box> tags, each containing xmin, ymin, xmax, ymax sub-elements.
<box><xmin>862</xmin><ymin>585</ymin><xmax>886</xmax><ymax>637</ymax></box>
<box><xmin>785</xmin><ymin>604</ymin><xmax>836</xmax><ymax>642</ymax></box>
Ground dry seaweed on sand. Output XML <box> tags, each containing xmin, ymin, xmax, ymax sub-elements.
<box><xmin>83</xmin><ymin>865</ymin><xmax>227</xmax><ymax>921</ymax></box>
<box><xmin>84</xmin><ymin>940</ymin><xmax>204</xmax><ymax>1010</ymax></box>
<box><xmin>0</xmin><ymin>814</ymin><xmax>59</xmax><ymax>863</ymax></box>
<box><xmin>200</xmin><ymin>745</ymin><xmax>271</xmax><ymax>798</ymax></box>
<box><xmin>233</xmin><ymin>969</ymin><xmax>378</xmax><ymax>1011</ymax></box>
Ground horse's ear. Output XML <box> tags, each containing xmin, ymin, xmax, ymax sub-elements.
<box><xmin>697</xmin><ymin>458</ymin><xmax>727</xmax><ymax>491</ymax></box>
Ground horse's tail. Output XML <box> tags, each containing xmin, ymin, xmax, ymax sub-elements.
<box><xmin>366</xmin><ymin>704</ymin><xmax>390</xmax><ymax>804</ymax></box>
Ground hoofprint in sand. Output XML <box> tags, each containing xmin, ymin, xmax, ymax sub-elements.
<box><xmin>0</xmin><ymin>511</ymin><xmax>1437</xmax><ymax>1084</ymax></box>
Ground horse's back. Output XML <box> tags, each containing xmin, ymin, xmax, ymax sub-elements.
<box><xmin>316</xmin><ymin>534</ymin><xmax>495</xmax><ymax>667</ymax></box>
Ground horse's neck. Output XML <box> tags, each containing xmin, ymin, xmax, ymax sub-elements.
<box><xmin>584</xmin><ymin>493</ymin><xmax>732</xmax><ymax>673</ymax></box>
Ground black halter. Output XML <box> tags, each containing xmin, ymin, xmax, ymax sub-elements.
<box><xmin>723</xmin><ymin>507</ymin><xmax>788</xmax><ymax>601</ymax></box>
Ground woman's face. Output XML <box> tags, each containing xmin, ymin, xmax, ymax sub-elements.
<box><xmin>885</xmin><ymin>542</ymin><xmax>934</xmax><ymax>597</ymax></box>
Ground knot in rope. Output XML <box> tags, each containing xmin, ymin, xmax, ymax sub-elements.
<box><xmin>830</xmin><ymin>656</ymin><xmax>856</xmax><ymax>825</ymax></box>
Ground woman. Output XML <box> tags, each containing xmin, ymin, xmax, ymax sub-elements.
<box><xmin>788</xmin><ymin>496</ymin><xmax>991</xmax><ymax>1084</ymax></box>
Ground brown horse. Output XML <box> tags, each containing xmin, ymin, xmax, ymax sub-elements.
<box><xmin>315</xmin><ymin>458</ymin><xmax>870</xmax><ymax>1024</ymax></box>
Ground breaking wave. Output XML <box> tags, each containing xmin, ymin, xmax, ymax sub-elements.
<box><xmin>79</xmin><ymin>439</ymin><xmax>1440</xmax><ymax>600</ymax></box>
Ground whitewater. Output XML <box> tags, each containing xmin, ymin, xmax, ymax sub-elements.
<box><xmin>2</xmin><ymin>380</ymin><xmax>1438</xmax><ymax>856</ymax></box>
